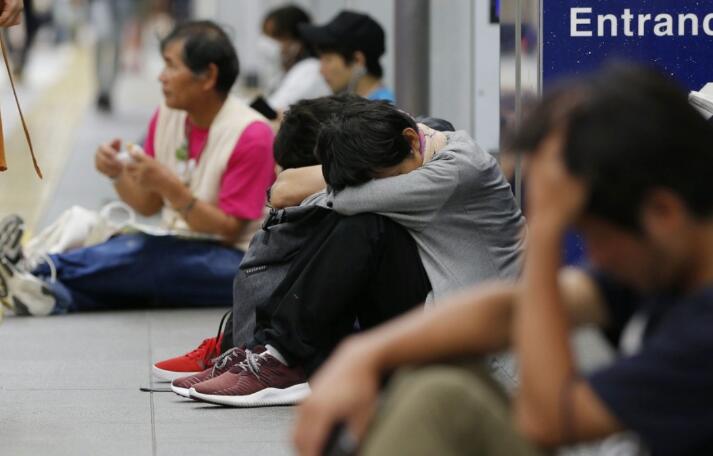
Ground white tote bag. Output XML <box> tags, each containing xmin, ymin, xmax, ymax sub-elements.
<box><xmin>24</xmin><ymin>201</ymin><xmax>135</xmax><ymax>260</ymax></box>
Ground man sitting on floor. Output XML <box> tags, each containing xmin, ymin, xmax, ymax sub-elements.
<box><xmin>163</xmin><ymin>97</ymin><xmax>525</xmax><ymax>407</ymax></box>
<box><xmin>0</xmin><ymin>21</ymin><xmax>274</xmax><ymax>315</ymax></box>
<box><xmin>294</xmin><ymin>65</ymin><xmax>713</xmax><ymax>456</ymax></box>
<box><xmin>152</xmin><ymin>97</ymin><xmax>462</xmax><ymax>382</ymax></box>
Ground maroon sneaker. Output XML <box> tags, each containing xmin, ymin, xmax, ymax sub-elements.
<box><xmin>189</xmin><ymin>349</ymin><xmax>310</xmax><ymax>407</ymax></box>
<box><xmin>170</xmin><ymin>347</ymin><xmax>246</xmax><ymax>398</ymax></box>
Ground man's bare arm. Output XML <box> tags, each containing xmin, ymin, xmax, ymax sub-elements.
<box><xmin>269</xmin><ymin>165</ymin><xmax>325</xmax><ymax>208</ymax></box>
<box><xmin>113</xmin><ymin>173</ymin><xmax>164</xmax><ymax>216</ymax></box>
<box><xmin>514</xmin><ymin>134</ymin><xmax>623</xmax><ymax>446</ymax></box>
<box><xmin>294</xmin><ymin>269</ymin><xmax>607</xmax><ymax>456</ymax></box>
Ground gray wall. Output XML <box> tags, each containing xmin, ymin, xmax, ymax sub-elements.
<box><xmin>195</xmin><ymin>0</ymin><xmax>500</xmax><ymax>152</ymax></box>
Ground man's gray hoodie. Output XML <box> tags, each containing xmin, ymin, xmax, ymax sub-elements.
<box><xmin>324</xmin><ymin>130</ymin><xmax>526</xmax><ymax>305</ymax></box>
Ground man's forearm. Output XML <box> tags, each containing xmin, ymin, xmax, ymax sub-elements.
<box><xmin>162</xmin><ymin>180</ymin><xmax>248</xmax><ymax>241</ymax></box>
<box><xmin>114</xmin><ymin>174</ymin><xmax>163</xmax><ymax>216</ymax></box>
<box><xmin>270</xmin><ymin>165</ymin><xmax>326</xmax><ymax>208</ymax></box>
<box><xmin>514</xmin><ymin>221</ymin><xmax>576</xmax><ymax>437</ymax></box>
<box><xmin>349</xmin><ymin>283</ymin><xmax>517</xmax><ymax>373</ymax></box>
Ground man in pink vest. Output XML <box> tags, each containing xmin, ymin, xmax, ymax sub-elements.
<box><xmin>0</xmin><ymin>21</ymin><xmax>275</xmax><ymax>316</ymax></box>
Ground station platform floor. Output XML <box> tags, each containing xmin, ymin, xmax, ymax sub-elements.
<box><xmin>0</xmin><ymin>42</ymin><xmax>293</xmax><ymax>456</ymax></box>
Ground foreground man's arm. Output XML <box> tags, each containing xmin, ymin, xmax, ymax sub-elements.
<box><xmin>513</xmin><ymin>133</ymin><xmax>623</xmax><ymax>446</ymax></box>
<box><xmin>293</xmin><ymin>268</ymin><xmax>607</xmax><ymax>456</ymax></box>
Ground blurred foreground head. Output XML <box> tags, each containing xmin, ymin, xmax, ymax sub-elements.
<box><xmin>512</xmin><ymin>63</ymin><xmax>713</xmax><ymax>291</ymax></box>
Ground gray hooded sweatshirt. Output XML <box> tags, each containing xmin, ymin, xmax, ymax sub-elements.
<box><xmin>323</xmin><ymin>130</ymin><xmax>526</xmax><ymax>305</ymax></box>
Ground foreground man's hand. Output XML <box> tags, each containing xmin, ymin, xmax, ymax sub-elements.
<box><xmin>293</xmin><ymin>338</ymin><xmax>381</xmax><ymax>456</ymax></box>
<box><xmin>526</xmin><ymin>131</ymin><xmax>587</xmax><ymax>230</ymax></box>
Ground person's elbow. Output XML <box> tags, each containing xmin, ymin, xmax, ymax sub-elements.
<box><xmin>268</xmin><ymin>181</ymin><xmax>302</xmax><ymax>209</ymax></box>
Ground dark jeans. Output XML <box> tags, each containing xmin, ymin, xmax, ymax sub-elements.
<box><xmin>34</xmin><ymin>233</ymin><xmax>244</xmax><ymax>313</ymax></box>
<box><xmin>253</xmin><ymin>213</ymin><xmax>431</xmax><ymax>375</ymax></box>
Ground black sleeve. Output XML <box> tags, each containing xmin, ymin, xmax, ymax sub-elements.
<box><xmin>587</xmin><ymin>299</ymin><xmax>713</xmax><ymax>455</ymax></box>
<box><xmin>587</xmin><ymin>269</ymin><xmax>640</xmax><ymax>346</ymax></box>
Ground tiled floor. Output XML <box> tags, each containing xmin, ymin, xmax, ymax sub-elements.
<box><xmin>0</xmin><ymin>309</ymin><xmax>294</xmax><ymax>456</ymax></box>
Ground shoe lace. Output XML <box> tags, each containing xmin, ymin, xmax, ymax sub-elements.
<box><xmin>185</xmin><ymin>338</ymin><xmax>217</xmax><ymax>360</ymax></box>
<box><xmin>214</xmin><ymin>309</ymin><xmax>231</xmax><ymax>349</ymax></box>
<box><xmin>211</xmin><ymin>347</ymin><xmax>244</xmax><ymax>375</ymax></box>
<box><xmin>243</xmin><ymin>350</ymin><xmax>270</xmax><ymax>379</ymax></box>
<box><xmin>185</xmin><ymin>310</ymin><xmax>232</xmax><ymax>362</ymax></box>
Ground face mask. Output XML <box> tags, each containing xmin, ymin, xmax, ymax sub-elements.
<box><xmin>281</xmin><ymin>41</ymin><xmax>303</xmax><ymax>69</ymax></box>
<box><xmin>256</xmin><ymin>35</ymin><xmax>283</xmax><ymax>89</ymax></box>
<box><xmin>257</xmin><ymin>35</ymin><xmax>281</xmax><ymax>64</ymax></box>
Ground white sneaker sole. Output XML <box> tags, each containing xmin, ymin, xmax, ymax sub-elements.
<box><xmin>189</xmin><ymin>382</ymin><xmax>311</xmax><ymax>407</ymax></box>
<box><xmin>170</xmin><ymin>383</ymin><xmax>191</xmax><ymax>398</ymax></box>
<box><xmin>151</xmin><ymin>365</ymin><xmax>200</xmax><ymax>382</ymax></box>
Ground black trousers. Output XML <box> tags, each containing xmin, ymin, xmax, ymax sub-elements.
<box><xmin>252</xmin><ymin>213</ymin><xmax>431</xmax><ymax>376</ymax></box>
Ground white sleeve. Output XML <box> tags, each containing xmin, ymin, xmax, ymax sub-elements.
<box><xmin>267</xmin><ymin>60</ymin><xmax>331</xmax><ymax>111</ymax></box>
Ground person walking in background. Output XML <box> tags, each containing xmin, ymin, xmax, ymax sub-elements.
<box><xmin>91</xmin><ymin>0</ymin><xmax>137</xmax><ymax>112</ymax></box>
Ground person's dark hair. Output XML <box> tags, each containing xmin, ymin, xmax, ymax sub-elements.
<box><xmin>264</xmin><ymin>5</ymin><xmax>311</xmax><ymax>40</ymax></box>
<box><xmin>316</xmin><ymin>43</ymin><xmax>383</xmax><ymax>78</ymax></box>
<box><xmin>161</xmin><ymin>21</ymin><xmax>239</xmax><ymax>95</ymax></box>
<box><xmin>511</xmin><ymin>63</ymin><xmax>713</xmax><ymax>231</ymax></box>
<box><xmin>274</xmin><ymin>94</ymin><xmax>363</xmax><ymax>169</ymax></box>
<box><xmin>315</xmin><ymin>99</ymin><xmax>418</xmax><ymax>190</ymax></box>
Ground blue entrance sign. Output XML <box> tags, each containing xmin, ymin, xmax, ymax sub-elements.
<box><xmin>543</xmin><ymin>0</ymin><xmax>713</xmax><ymax>90</ymax></box>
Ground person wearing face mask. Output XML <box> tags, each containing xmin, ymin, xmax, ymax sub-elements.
<box><xmin>257</xmin><ymin>5</ymin><xmax>331</xmax><ymax>114</ymax></box>
<box><xmin>299</xmin><ymin>10</ymin><xmax>395</xmax><ymax>103</ymax></box>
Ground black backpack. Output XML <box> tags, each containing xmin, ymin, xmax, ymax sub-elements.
<box><xmin>220</xmin><ymin>205</ymin><xmax>341</xmax><ymax>352</ymax></box>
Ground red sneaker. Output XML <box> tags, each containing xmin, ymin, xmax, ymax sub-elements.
<box><xmin>170</xmin><ymin>347</ymin><xmax>246</xmax><ymax>398</ymax></box>
<box><xmin>189</xmin><ymin>349</ymin><xmax>310</xmax><ymax>407</ymax></box>
<box><xmin>152</xmin><ymin>336</ymin><xmax>223</xmax><ymax>381</ymax></box>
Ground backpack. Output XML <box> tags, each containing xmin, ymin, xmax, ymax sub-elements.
<box><xmin>221</xmin><ymin>204</ymin><xmax>341</xmax><ymax>352</ymax></box>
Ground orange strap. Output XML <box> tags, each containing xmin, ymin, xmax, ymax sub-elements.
<box><xmin>0</xmin><ymin>33</ymin><xmax>41</xmax><ymax>178</ymax></box>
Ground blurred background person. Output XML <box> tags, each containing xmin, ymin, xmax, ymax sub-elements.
<box><xmin>259</xmin><ymin>4</ymin><xmax>329</xmax><ymax>115</ymax></box>
<box><xmin>90</xmin><ymin>0</ymin><xmax>138</xmax><ymax>112</ymax></box>
<box><xmin>299</xmin><ymin>10</ymin><xmax>394</xmax><ymax>102</ymax></box>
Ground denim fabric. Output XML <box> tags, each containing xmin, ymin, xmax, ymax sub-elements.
<box><xmin>34</xmin><ymin>233</ymin><xmax>243</xmax><ymax>313</ymax></box>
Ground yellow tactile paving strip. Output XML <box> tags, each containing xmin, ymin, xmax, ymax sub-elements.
<box><xmin>0</xmin><ymin>46</ymin><xmax>93</xmax><ymax>233</ymax></box>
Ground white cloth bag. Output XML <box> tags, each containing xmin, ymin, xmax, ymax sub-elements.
<box><xmin>24</xmin><ymin>201</ymin><xmax>135</xmax><ymax>260</ymax></box>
